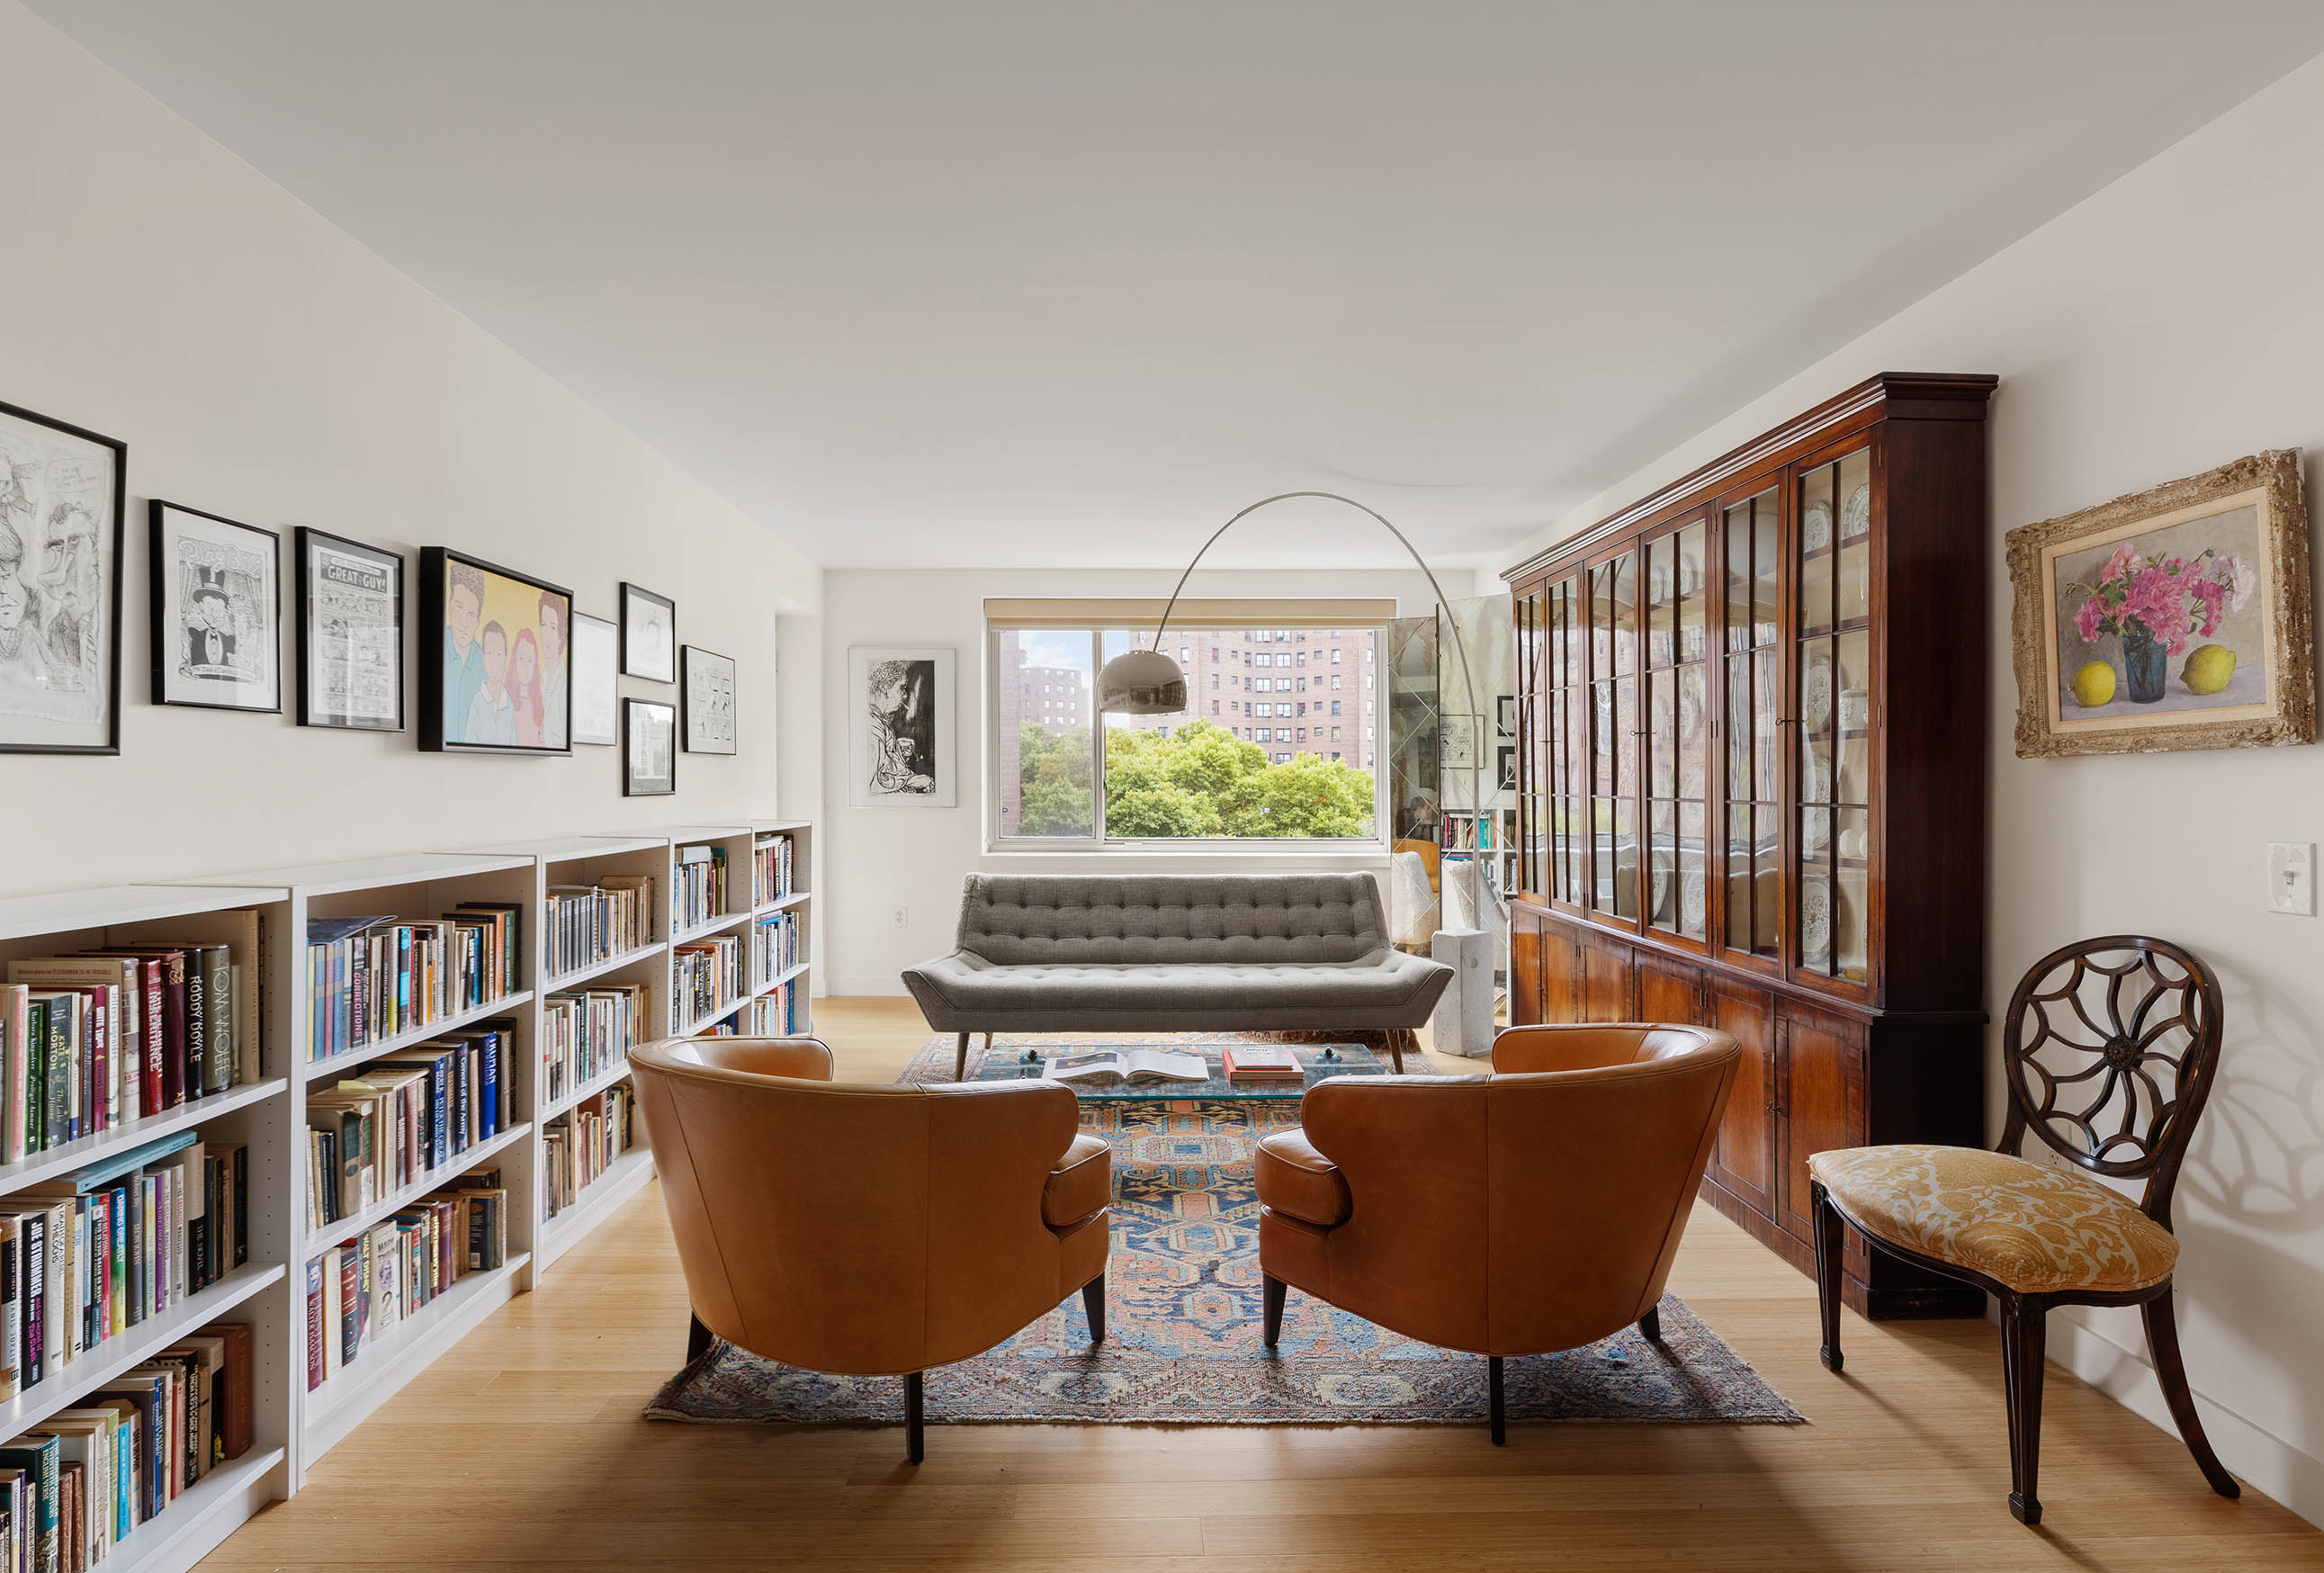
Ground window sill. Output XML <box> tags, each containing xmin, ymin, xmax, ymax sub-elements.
<box><xmin>980</xmin><ymin>843</ymin><xmax>1391</xmax><ymax>872</ymax></box>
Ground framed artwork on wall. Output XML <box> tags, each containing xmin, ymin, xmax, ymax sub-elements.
<box><xmin>417</xmin><ymin>546</ymin><xmax>573</xmax><ymax>753</ymax></box>
<box><xmin>2008</xmin><ymin>448</ymin><xmax>2316</xmax><ymax>758</ymax></box>
<box><xmin>148</xmin><ymin>500</ymin><xmax>281</xmax><ymax>714</ymax></box>
<box><xmin>0</xmin><ymin>398</ymin><xmax>124</xmax><ymax>753</ymax></box>
<box><xmin>624</xmin><ymin>697</ymin><xmax>677</xmax><ymax>795</ymax></box>
<box><xmin>1496</xmin><ymin>743</ymin><xmax>1516</xmax><ymax>792</ymax></box>
<box><xmin>848</xmin><ymin>645</ymin><xmax>955</xmax><ymax>807</ymax></box>
<box><xmin>295</xmin><ymin>526</ymin><xmax>403</xmax><ymax>731</ymax></box>
<box><xmin>682</xmin><ymin>643</ymin><xmax>736</xmax><ymax>755</ymax></box>
<box><xmin>570</xmin><ymin>610</ymin><xmax>619</xmax><ymax>746</ymax></box>
<box><xmin>621</xmin><ymin>581</ymin><xmax>676</xmax><ymax>682</ymax></box>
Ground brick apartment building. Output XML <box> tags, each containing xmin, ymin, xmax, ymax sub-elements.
<box><xmin>1108</xmin><ymin>627</ymin><xmax>1377</xmax><ymax>770</ymax></box>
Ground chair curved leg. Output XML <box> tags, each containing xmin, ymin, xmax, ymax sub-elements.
<box><xmin>1081</xmin><ymin>1271</ymin><xmax>1107</xmax><ymax>1344</ymax></box>
<box><xmin>1262</xmin><ymin>1273</ymin><xmax>1287</xmax><ymax>1347</ymax></box>
<box><xmin>2000</xmin><ymin>1292</ymin><xmax>2047</xmax><ymax>1525</ymax></box>
<box><xmin>1810</xmin><ymin>1180</ymin><xmax>1844</xmax><ymax>1374</ymax></box>
<box><xmin>1637</xmin><ymin>1306</ymin><xmax>1663</xmax><ymax>1343</ymax></box>
<box><xmin>2142</xmin><ymin>1282</ymin><xmax>2240</xmax><ymax>1499</ymax></box>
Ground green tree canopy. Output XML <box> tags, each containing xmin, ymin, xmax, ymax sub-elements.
<box><xmin>1006</xmin><ymin>718</ymin><xmax>1375</xmax><ymax>839</ymax></box>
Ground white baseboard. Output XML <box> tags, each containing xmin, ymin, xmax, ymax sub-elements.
<box><xmin>827</xmin><ymin>974</ymin><xmax>911</xmax><ymax>998</ymax></box>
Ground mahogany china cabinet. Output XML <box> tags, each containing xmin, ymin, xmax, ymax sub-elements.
<box><xmin>1503</xmin><ymin>373</ymin><xmax>1996</xmax><ymax>1317</ymax></box>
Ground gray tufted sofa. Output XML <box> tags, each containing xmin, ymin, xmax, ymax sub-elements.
<box><xmin>902</xmin><ymin>872</ymin><xmax>1454</xmax><ymax>1080</ymax></box>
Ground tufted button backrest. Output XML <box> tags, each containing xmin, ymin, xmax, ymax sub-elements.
<box><xmin>956</xmin><ymin>873</ymin><xmax>1387</xmax><ymax>966</ymax></box>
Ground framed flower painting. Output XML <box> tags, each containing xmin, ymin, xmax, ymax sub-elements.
<box><xmin>2007</xmin><ymin>449</ymin><xmax>2314</xmax><ymax>758</ymax></box>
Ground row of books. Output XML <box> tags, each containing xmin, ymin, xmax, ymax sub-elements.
<box><xmin>542</xmin><ymin>984</ymin><xmax>648</xmax><ymax>1106</ymax></box>
<box><xmin>671</xmin><ymin>936</ymin><xmax>743</xmax><ymax>1034</ymax></box>
<box><xmin>543</xmin><ymin>1092</ymin><xmax>638</xmax><ymax>1218</ymax></box>
<box><xmin>306</xmin><ymin>1169</ymin><xmax>509</xmax><ymax>1392</ymax></box>
<box><xmin>304</xmin><ymin>1022</ymin><xmax>516</xmax><ymax>1232</ymax></box>
<box><xmin>0</xmin><ymin>1132</ymin><xmax>249</xmax><ymax>1409</ymax></box>
<box><xmin>1438</xmin><ymin>810</ymin><xmax>1512</xmax><ymax>852</ymax></box>
<box><xmin>543</xmin><ymin>877</ymin><xmax>656</xmax><ymax>981</ymax></box>
<box><xmin>672</xmin><ymin>844</ymin><xmax>729</xmax><ymax>931</ymax></box>
<box><xmin>703</xmin><ymin>981</ymin><xmax>805</xmax><ymax>1038</ymax></box>
<box><xmin>3</xmin><ymin>924</ymin><xmax>259</xmax><ymax>1164</ymax></box>
<box><xmin>749</xmin><ymin>912</ymin><xmax>799</xmax><ymax>989</ymax></box>
<box><xmin>304</xmin><ymin>906</ymin><xmax>522</xmax><ymax>1063</ymax></box>
<box><xmin>750</xmin><ymin>832</ymin><xmax>794</xmax><ymax>908</ymax></box>
<box><xmin>0</xmin><ymin>1319</ymin><xmax>252</xmax><ymax>1573</ymax></box>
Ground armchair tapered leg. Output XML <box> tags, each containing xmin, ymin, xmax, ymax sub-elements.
<box><xmin>2000</xmin><ymin>1292</ymin><xmax>2047</xmax><ymax>1525</ymax></box>
<box><xmin>954</xmin><ymin>1032</ymin><xmax>971</xmax><ymax>1081</ymax></box>
<box><xmin>1386</xmin><ymin>1029</ymin><xmax>1407</xmax><ymax>1075</ymax></box>
<box><xmin>1637</xmin><ymin>1306</ymin><xmax>1663</xmax><ymax>1343</ymax></box>
<box><xmin>1488</xmin><ymin>1355</ymin><xmax>1506</xmax><ymax>1445</ymax></box>
<box><xmin>2143</xmin><ymin>1282</ymin><xmax>2239</xmax><ymax>1499</ymax></box>
<box><xmin>686</xmin><ymin>1312</ymin><xmax>713</xmax><ymax>1363</ymax></box>
<box><xmin>904</xmin><ymin>1371</ymin><xmax>925</xmax><ymax>1464</ymax></box>
<box><xmin>1262</xmin><ymin>1273</ymin><xmax>1287</xmax><ymax>1347</ymax></box>
<box><xmin>1081</xmin><ymin>1272</ymin><xmax>1107</xmax><ymax>1344</ymax></box>
<box><xmin>1811</xmin><ymin>1180</ymin><xmax>1845</xmax><ymax>1374</ymax></box>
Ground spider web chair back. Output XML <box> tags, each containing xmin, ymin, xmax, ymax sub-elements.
<box><xmin>1999</xmin><ymin>935</ymin><xmax>2223</xmax><ymax>1229</ymax></box>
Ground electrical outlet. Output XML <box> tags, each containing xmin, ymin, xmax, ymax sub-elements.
<box><xmin>892</xmin><ymin>905</ymin><xmax>910</xmax><ymax>929</ymax></box>
<box><xmin>2267</xmin><ymin>842</ymin><xmax>2315</xmax><ymax>915</ymax></box>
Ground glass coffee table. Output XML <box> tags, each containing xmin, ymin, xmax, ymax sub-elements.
<box><xmin>968</xmin><ymin>1042</ymin><xmax>1395</xmax><ymax>1101</ymax></box>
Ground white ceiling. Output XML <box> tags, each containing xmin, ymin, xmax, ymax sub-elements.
<box><xmin>28</xmin><ymin>2</ymin><xmax>2324</xmax><ymax>571</ymax></box>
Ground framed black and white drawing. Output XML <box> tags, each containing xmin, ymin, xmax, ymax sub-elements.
<box><xmin>149</xmin><ymin>502</ymin><xmax>280</xmax><ymax>714</ymax></box>
<box><xmin>295</xmin><ymin>526</ymin><xmax>402</xmax><ymax>731</ymax></box>
<box><xmin>417</xmin><ymin>546</ymin><xmax>572</xmax><ymax>753</ymax></box>
<box><xmin>682</xmin><ymin>644</ymin><xmax>736</xmax><ymax>754</ymax></box>
<box><xmin>624</xmin><ymin>697</ymin><xmax>677</xmax><ymax>795</ymax></box>
<box><xmin>0</xmin><ymin>399</ymin><xmax>124</xmax><ymax>753</ymax></box>
<box><xmin>1496</xmin><ymin>743</ymin><xmax>1517</xmax><ymax>792</ymax></box>
<box><xmin>570</xmin><ymin>610</ymin><xmax>619</xmax><ymax>746</ymax></box>
<box><xmin>848</xmin><ymin>645</ymin><xmax>955</xmax><ymax>807</ymax></box>
<box><xmin>1495</xmin><ymin>695</ymin><xmax>1516</xmax><ymax>737</ymax></box>
<box><xmin>621</xmin><ymin>581</ymin><xmax>676</xmax><ymax>682</ymax></box>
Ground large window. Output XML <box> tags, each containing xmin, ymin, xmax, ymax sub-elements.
<box><xmin>995</xmin><ymin>625</ymin><xmax>1382</xmax><ymax>842</ymax></box>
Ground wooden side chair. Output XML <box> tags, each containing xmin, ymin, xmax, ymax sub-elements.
<box><xmin>1807</xmin><ymin>935</ymin><xmax>2239</xmax><ymax>1525</ymax></box>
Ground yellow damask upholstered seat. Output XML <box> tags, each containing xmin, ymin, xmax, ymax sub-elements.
<box><xmin>1807</xmin><ymin>1144</ymin><xmax>2178</xmax><ymax>1296</ymax></box>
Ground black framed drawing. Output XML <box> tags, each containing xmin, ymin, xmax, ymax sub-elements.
<box><xmin>149</xmin><ymin>500</ymin><xmax>282</xmax><ymax>715</ymax></box>
<box><xmin>0</xmin><ymin>398</ymin><xmax>124</xmax><ymax>753</ymax></box>
<box><xmin>621</xmin><ymin>581</ymin><xmax>676</xmax><ymax>682</ymax></box>
<box><xmin>417</xmin><ymin>545</ymin><xmax>573</xmax><ymax>753</ymax></box>
<box><xmin>295</xmin><ymin>526</ymin><xmax>404</xmax><ymax>732</ymax></box>
<box><xmin>682</xmin><ymin>644</ymin><xmax>736</xmax><ymax>754</ymax></box>
<box><xmin>624</xmin><ymin>697</ymin><xmax>677</xmax><ymax>795</ymax></box>
<box><xmin>570</xmin><ymin>610</ymin><xmax>619</xmax><ymax>746</ymax></box>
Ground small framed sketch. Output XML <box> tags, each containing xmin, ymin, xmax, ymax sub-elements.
<box><xmin>418</xmin><ymin>546</ymin><xmax>573</xmax><ymax>753</ymax></box>
<box><xmin>0</xmin><ymin>399</ymin><xmax>125</xmax><ymax>753</ymax></box>
<box><xmin>2008</xmin><ymin>448</ymin><xmax>2316</xmax><ymax>758</ymax></box>
<box><xmin>570</xmin><ymin>609</ymin><xmax>619</xmax><ymax>745</ymax></box>
<box><xmin>295</xmin><ymin>527</ymin><xmax>403</xmax><ymax>731</ymax></box>
<box><xmin>848</xmin><ymin>645</ymin><xmax>956</xmax><ymax>807</ymax></box>
<box><xmin>621</xmin><ymin>581</ymin><xmax>676</xmax><ymax>682</ymax></box>
<box><xmin>682</xmin><ymin>644</ymin><xmax>737</xmax><ymax>754</ymax></box>
<box><xmin>149</xmin><ymin>500</ymin><xmax>281</xmax><ymax>714</ymax></box>
<box><xmin>624</xmin><ymin>697</ymin><xmax>677</xmax><ymax>795</ymax></box>
<box><xmin>1496</xmin><ymin>743</ymin><xmax>1516</xmax><ymax>792</ymax></box>
<box><xmin>1495</xmin><ymin>695</ymin><xmax>1516</xmax><ymax>737</ymax></box>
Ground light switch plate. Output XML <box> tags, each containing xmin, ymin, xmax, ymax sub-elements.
<box><xmin>2267</xmin><ymin>842</ymin><xmax>2315</xmax><ymax>915</ymax></box>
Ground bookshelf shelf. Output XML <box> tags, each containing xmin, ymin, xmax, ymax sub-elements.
<box><xmin>109</xmin><ymin>1444</ymin><xmax>287</xmax><ymax>1573</ymax></box>
<box><xmin>0</xmin><ymin>1078</ymin><xmax>287</xmax><ymax>1195</ymax></box>
<box><xmin>542</xmin><ymin>940</ymin><xmax>668</xmax><ymax>993</ymax></box>
<box><xmin>191</xmin><ymin>851</ymin><xmax>533</xmax><ymax>899</ymax></box>
<box><xmin>0</xmin><ymin>885</ymin><xmax>287</xmax><ymax>943</ymax></box>
<box><xmin>675</xmin><ymin>993</ymin><xmax>749</xmax><ymax>1038</ymax></box>
<box><xmin>301</xmin><ymin>991</ymin><xmax>536</xmax><ymax>1085</ymax></box>
<box><xmin>304</xmin><ymin>1120</ymin><xmax>534</xmax><ymax>1257</ymax></box>
<box><xmin>537</xmin><ymin>1146</ymin><xmax>655</xmax><ymax>1270</ymax></box>
<box><xmin>670</xmin><ymin>911</ymin><xmax>749</xmax><ymax>945</ymax></box>
<box><xmin>541</xmin><ymin>1056</ymin><xmax>636</xmax><ymax>1122</ymax></box>
<box><xmin>755</xmin><ymin>960</ymin><xmax>810</xmax><ymax>994</ymax></box>
<box><xmin>758</xmin><ymin>892</ymin><xmax>810</xmax><ymax>915</ymax></box>
<box><xmin>302</xmin><ymin>1251</ymin><xmax>533</xmax><ymax>1459</ymax></box>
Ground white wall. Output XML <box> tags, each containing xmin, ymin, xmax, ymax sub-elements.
<box><xmin>818</xmin><ymin>567</ymin><xmax>1471</xmax><ymax>995</ymax></box>
<box><xmin>1502</xmin><ymin>51</ymin><xmax>2324</xmax><ymax>1525</ymax></box>
<box><xmin>0</xmin><ymin>0</ymin><xmax>819</xmax><ymax>897</ymax></box>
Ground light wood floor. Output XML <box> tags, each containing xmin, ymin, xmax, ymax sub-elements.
<box><xmin>202</xmin><ymin>998</ymin><xmax>2324</xmax><ymax>1571</ymax></box>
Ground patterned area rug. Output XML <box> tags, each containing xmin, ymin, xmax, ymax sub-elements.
<box><xmin>894</xmin><ymin>1029</ymin><xmax>1449</xmax><ymax>1085</ymax></box>
<box><xmin>644</xmin><ymin>1097</ymin><xmax>1801</xmax><ymax>1430</ymax></box>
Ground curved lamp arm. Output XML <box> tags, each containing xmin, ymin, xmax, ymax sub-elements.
<box><xmin>1150</xmin><ymin>490</ymin><xmax>1504</xmax><ymax>922</ymax></box>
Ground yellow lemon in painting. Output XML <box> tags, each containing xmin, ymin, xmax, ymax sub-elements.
<box><xmin>2182</xmin><ymin>643</ymin><xmax>2236</xmax><ymax>696</ymax></box>
<box><xmin>2070</xmin><ymin>661</ymin><xmax>2116</xmax><ymax>707</ymax></box>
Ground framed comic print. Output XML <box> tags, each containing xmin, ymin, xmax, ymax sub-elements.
<box><xmin>295</xmin><ymin>527</ymin><xmax>404</xmax><ymax>731</ymax></box>
<box><xmin>682</xmin><ymin>644</ymin><xmax>736</xmax><ymax>754</ymax></box>
<box><xmin>149</xmin><ymin>500</ymin><xmax>282</xmax><ymax>714</ymax></box>
<box><xmin>0</xmin><ymin>398</ymin><xmax>124</xmax><ymax>753</ymax></box>
<box><xmin>624</xmin><ymin>697</ymin><xmax>677</xmax><ymax>795</ymax></box>
<box><xmin>621</xmin><ymin>581</ymin><xmax>676</xmax><ymax>682</ymax></box>
<box><xmin>418</xmin><ymin>546</ymin><xmax>573</xmax><ymax>753</ymax></box>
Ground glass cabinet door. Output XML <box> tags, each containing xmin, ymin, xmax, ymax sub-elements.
<box><xmin>1642</xmin><ymin>519</ymin><xmax>1708</xmax><ymax>941</ymax></box>
<box><xmin>1720</xmin><ymin>486</ymin><xmax>1782</xmax><ymax>962</ymax></box>
<box><xmin>1539</xmin><ymin>574</ymin><xmax>1586</xmax><ymax>904</ymax></box>
<box><xmin>1588</xmin><ymin>551</ymin><xmax>1639</xmax><ymax>921</ymax></box>
<box><xmin>1795</xmin><ymin>447</ymin><xmax>1873</xmax><ymax>984</ymax></box>
<box><xmin>1515</xmin><ymin>587</ymin><xmax>1544</xmax><ymax>899</ymax></box>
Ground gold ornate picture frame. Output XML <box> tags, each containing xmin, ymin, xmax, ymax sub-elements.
<box><xmin>2008</xmin><ymin>449</ymin><xmax>2315</xmax><ymax>759</ymax></box>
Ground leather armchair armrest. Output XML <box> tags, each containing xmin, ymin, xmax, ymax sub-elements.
<box><xmin>1492</xmin><ymin>1025</ymin><xmax>1664</xmax><ymax>1075</ymax></box>
<box><xmin>1256</xmin><ymin>1129</ymin><xmax>1353</xmax><ymax>1227</ymax></box>
<box><xmin>637</xmin><ymin>1035</ymin><xmax>836</xmax><ymax>1083</ymax></box>
<box><xmin>1043</xmin><ymin>1132</ymin><xmax>1111</xmax><ymax>1227</ymax></box>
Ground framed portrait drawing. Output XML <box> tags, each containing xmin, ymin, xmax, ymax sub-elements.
<box><xmin>682</xmin><ymin>644</ymin><xmax>737</xmax><ymax>755</ymax></box>
<box><xmin>1496</xmin><ymin>743</ymin><xmax>1516</xmax><ymax>792</ymax></box>
<box><xmin>848</xmin><ymin>646</ymin><xmax>955</xmax><ymax>807</ymax></box>
<box><xmin>417</xmin><ymin>546</ymin><xmax>573</xmax><ymax>753</ymax></box>
<box><xmin>621</xmin><ymin>581</ymin><xmax>676</xmax><ymax>682</ymax></box>
<box><xmin>2008</xmin><ymin>449</ymin><xmax>2315</xmax><ymax>758</ymax></box>
<box><xmin>0</xmin><ymin>399</ymin><xmax>124</xmax><ymax>753</ymax></box>
<box><xmin>1439</xmin><ymin>713</ymin><xmax>1479</xmax><ymax>771</ymax></box>
<box><xmin>624</xmin><ymin>697</ymin><xmax>677</xmax><ymax>795</ymax></box>
<box><xmin>570</xmin><ymin>610</ymin><xmax>619</xmax><ymax>746</ymax></box>
<box><xmin>149</xmin><ymin>502</ymin><xmax>280</xmax><ymax>714</ymax></box>
<box><xmin>295</xmin><ymin>528</ymin><xmax>403</xmax><ymax>731</ymax></box>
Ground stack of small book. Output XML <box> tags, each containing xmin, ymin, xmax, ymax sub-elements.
<box><xmin>1220</xmin><ymin>1047</ymin><xmax>1306</xmax><ymax>1083</ymax></box>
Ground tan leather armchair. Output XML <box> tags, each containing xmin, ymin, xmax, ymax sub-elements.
<box><xmin>630</xmin><ymin>1036</ymin><xmax>1111</xmax><ymax>1460</ymax></box>
<box><xmin>1255</xmin><ymin>1023</ymin><xmax>1739</xmax><ymax>1442</ymax></box>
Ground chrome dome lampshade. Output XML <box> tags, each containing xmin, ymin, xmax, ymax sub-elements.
<box><xmin>1096</xmin><ymin>647</ymin><xmax>1188</xmax><ymax>715</ymax></box>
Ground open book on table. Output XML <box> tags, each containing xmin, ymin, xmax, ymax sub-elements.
<box><xmin>1041</xmin><ymin>1049</ymin><xmax>1210</xmax><ymax>1086</ymax></box>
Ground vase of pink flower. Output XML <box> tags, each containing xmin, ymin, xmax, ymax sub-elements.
<box><xmin>2067</xmin><ymin>544</ymin><xmax>2254</xmax><ymax>704</ymax></box>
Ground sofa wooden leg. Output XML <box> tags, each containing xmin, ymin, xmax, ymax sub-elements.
<box><xmin>686</xmin><ymin>1312</ymin><xmax>713</xmax><ymax>1363</ymax></box>
<box><xmin>1488</xmin><ymin>1355</ymin><xmax>1506</xmax><ymax>1445</ymax></box>
<box><xmin>1081</xmin><ymin>1272</ymin><xmax>1107</xmax><ymax>1344</ymax></box>
<box><xmin>1262</xmin><ymin>1273</ymin><xmax>1286</xmax><ymax>1347</ymax></box>
<box><xmin>955</xmin><ymin>1032</ymin><xmax>970</xmax><ymax>1081</ymax></box>
<box><xmin>1385</xmin><ymin>1029</ymin><xmax>1407</xmax><ymax>1075</ymax></box>
<box><xmin>905</xmin><ymin>1371</ymin><xmax>925</xmax><ymax>1463</ymax></box>
<box><xmin>1637</xmin><ymin>1306</ymin><xmax>1662</xmax><ymax>1343</ymax></box>
<box><xmin>1811</xmin><ymin>1180</ymin><xmax>1845</xmax><ymax>1375</ymax></box>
